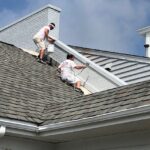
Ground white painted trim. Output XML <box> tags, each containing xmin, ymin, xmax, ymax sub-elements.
<box><xmin>0</xmin><ymin>117</ymin><xmax>38</xmax><ymax>132</ymax></box>
<box><xmin>55</xmin><ymin>40</ymin><xmax>127</xmax><ymax>86</ymax></box>
<box><xmin>137</xmin><ymin>26</ymin><xmax>150</xmax><ymax>36</ymax></box>
<box><xmin>22</xmin><ymin>48</ymin><xmax>39</xmax><ymax>56</ymax></box>
<box><xmin>0</xmin><ymin>4</ymin><xmax>61</xmax><ymax>32</ymax></box>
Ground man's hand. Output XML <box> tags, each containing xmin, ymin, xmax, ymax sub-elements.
<box><xmin>48</xmin><ymin>37</ymin><xmax>55</xmax><ymax>44</ymax></box>
<box><xmin>82</xmin><ymin>65</ymin><xmax>87</xmax><ymax>69</ymax></box>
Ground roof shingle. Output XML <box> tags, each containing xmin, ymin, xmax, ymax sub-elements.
<box><xmin>0</xmin><ymin>42</ymin><xmax>82</xmax><ymax>124</ymax></box>
<box><xmin>0</xmin><ymin>41</ymin><xmax>150</xmax><ymax>126</ymax></box>
<box><xmin>42</xmin><ymin>80</ymin><xmax>150</xmax><ymax>125</ymax></box>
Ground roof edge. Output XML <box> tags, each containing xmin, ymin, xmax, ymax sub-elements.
<box><xmin>39</xmin><ymin>104</ymin><xmax>150</xmax><ymax>135</ymax></box>
<box><xmin>1</xmin><ymin>104</ymin><xmax>150</xmax><ymax>138</ymax></box>
<box><xmin>70</xmin><ymin>45</ymin><xmax>150</xmax><ymax>64</ymax></box>
<box><xmin>0</xmin><ymin>4</ymin><xmax>61</xmax><ymax>32</ymax></box>
<box><xmin>0</xmin><ymin>117</ymin><xmax>38</xmax><ymax>132</ymax></box>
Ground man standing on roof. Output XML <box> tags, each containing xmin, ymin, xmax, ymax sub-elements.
<box><xmin>58</xmin><ymin>54</ymin><xmax>86</xmax><ymax>89</ymax></box>
<box><xmin>33</xmin><ymin>23</ymin><xmax>56</xmax><ymax>63</ymax></box>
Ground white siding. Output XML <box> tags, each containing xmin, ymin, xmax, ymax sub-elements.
<box><xmin>0</xmin><ymin>5</ymin><xmax>60</xmax><ymax>50</ymax></box>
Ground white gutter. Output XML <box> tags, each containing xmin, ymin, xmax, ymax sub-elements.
<box><xmin>38</xmin><ymin>104</ymin><xmax>150</xmax><ymax>135</ymax></box>
<box><xmin>0</xmin><ymin>105</ymin><xmax>150</xmax><ymax>137</ymax></box>
<box><xmin>0</xmin><ymin>118</ymin><xmax>38</xmax><ymax>133</ymax></box>
<box><xmin>55</xmin><ymin>40</ymin><xmax>127</xmax><ymax>86</ymax></box>
<box><xmin>0</xmin><ymin>126</ymin><xmax>6</xmax><ymax>137</ymax></box>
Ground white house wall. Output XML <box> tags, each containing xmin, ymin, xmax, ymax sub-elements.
<box><xmin>0</xmin><ymin>136</ymin><xmax>55</xmax><ymax>150</ymax></box>
<box><xmin>56</xmin><ymin>130</ymin><xmax>150</xmax><ymax>150</ymax></box>
<box><xmin>0</xmin><ymin>5</ymin><xmax>60</xmax><ymax>50</ymax></box>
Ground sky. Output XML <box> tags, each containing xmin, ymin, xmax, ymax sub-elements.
<box><xmin>0</xmin><ymin>0</ymin><xmax>150</xmax><ymax>56</ymax></box>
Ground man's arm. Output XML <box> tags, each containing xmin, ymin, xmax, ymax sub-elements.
<box><xmin>74</xmin><ymin>65</ymin><xmax>86</xmax><ymax>69</ymax></box>
<box><xmin>48</xmin><ymin>36</ymin><xmax>55</xmax><ymax>44</ymax></box>
<box><xmin>45</xmin><ymin>28</ymin><xmax>55</xmax><ymax>43</ymax></box>
<box><xmin>70</xmin><ymin>61</ymin><xmax>86</xmax><ymax>70</ymax></box>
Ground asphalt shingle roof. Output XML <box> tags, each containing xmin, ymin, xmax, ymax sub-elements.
<box><xmin>0</xmin><ymin>41</ymin><xmax>82</xmax><ymax>124</ymax></box>
<box><xmin>42</xmin><ymin>79</ymin><xmax>150</xmax><ymax>125</ymax></box>
<box><xmin>0</xmin><ymin>41</ymin><xmax>150</xmax><ymax>126</ymax></box>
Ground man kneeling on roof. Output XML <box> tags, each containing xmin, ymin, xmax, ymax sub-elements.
<box><xmin>58</xmin><ymin>54</ymin><xmax>86</xmax><ymax>89</ymax></box>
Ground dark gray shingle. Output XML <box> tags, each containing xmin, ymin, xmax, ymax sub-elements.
<box><xmin>42</xmin><ymin>80</ymin><xmax>150</xmax><ymax>125</ymax></box>
<box><xmin>1</xmin><ymin>41</ymin><xmax>150</xmax><ymax>126</ymax></box>
<box><xmin>0</xmin><ymin>42</ymin><xmax>82</xmax><ymax>124</ymax></box>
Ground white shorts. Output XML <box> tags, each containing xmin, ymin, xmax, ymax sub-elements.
<box><xmin>61</xmin><ymin>74</ymin><xmax>80</xmax><ymax>84</ymax></box>
<box><xmin>33</xmin><ymin>36</ymin><xmax>46</xmax><ymax>49</ymax></box>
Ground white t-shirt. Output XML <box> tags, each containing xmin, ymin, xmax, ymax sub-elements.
<box><xmin>34</xmin><ymin>26</ymin><xmax>50</xmax><ymax>40</ymax></box>
<box><xmin>58</xmin><ymin>59</ymin><xmax>76</xmax><ymax>78</ymax></box>
<box><xmin>58</xmin><ymin>59</ymin><xmax>80</xmax><ymax>84</ymax></box>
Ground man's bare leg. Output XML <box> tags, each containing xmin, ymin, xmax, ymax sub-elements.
<box><xmin>39</xmin><ymin>48</ymin><xmax>45</xmax><ymax>60</ymax></box>
<box><xmin>76</xmin><ymin>81</ymin><xmax>81</xmax><ymax>89</ymax></box>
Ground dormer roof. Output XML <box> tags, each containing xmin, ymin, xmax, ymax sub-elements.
<box><xmin>71</xmin><ymin>45</ymin><xmax>150</xmax><ymax>84</ymax></box>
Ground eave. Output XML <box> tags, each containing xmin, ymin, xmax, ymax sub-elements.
<box><xmin>1</xmin><ymin>104</ymin><xmax>150</xmax><ymax>142</ymax></box>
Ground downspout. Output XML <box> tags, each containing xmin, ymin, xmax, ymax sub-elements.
<box><xmin>0</xmin><ymin>126</ymin><xmax>6</xmax><ymax>137</ymax></box>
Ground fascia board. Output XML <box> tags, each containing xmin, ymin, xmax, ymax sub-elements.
<box><xmin>45</xmin><ymin>4</ymin><xmax>61</xmax><ymax>12</ymax></box>
<box><xmin>0</xmin><ymin>4</ymin><xmax>61</xmax><ymax>32</ymax></box>
<box><xmin>55</xmin><ymin>40</ymin><xmax>127</xmax><ymax>86</ymax></box>
<box><xmin>137</xmin><ymin>26</ymin><xmax>150</xmax><ymax>36</ymax></box>
<box><xmin>38</xmin><ymin>104</ymin><xmax>150</xmax><ymax>136</ymax></box>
